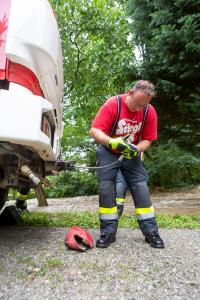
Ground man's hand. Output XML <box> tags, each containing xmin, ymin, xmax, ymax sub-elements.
<box><xmin>108</xmin><ymin>137</ymin><xmax>127</xmax><ymax>152</ymax></box>
<box><xmin>121</xmin><ymin>141</ymin><xmax>139</xmax><ymax>159</ymax></box>
<box><xmin>108</xmin><ymin>137</ymin><xmax>139</xmax><ymax>159</ymax></box>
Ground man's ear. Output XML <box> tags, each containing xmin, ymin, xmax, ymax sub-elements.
<box><xmin>128</xmin><ymin>89</ymin><xmax>133</xmax><ymax>96</ymax></box>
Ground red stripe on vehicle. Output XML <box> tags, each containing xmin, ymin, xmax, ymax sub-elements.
<box><xmin>6</xmin><ymin>60</ymin><xmax>44</xmax><ymax>96</ymax></box>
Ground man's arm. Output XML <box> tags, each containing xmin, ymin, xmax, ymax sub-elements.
<box><xmin>90</xmin><ymin>128</ymin><xmax>152</xmax><ymax>151</ymax></box>
<box><xmin>89</xmin><ymin>127</ymin><xmax>110</xmax><ymax>146</ymax></box>
<box><xmin>136</xmin><ymin>140</ymin><xmax>152</xmax><ymax>152</ymax></box>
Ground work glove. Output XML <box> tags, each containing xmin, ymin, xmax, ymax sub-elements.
<box><xmin>121</xmin><ymin>141</ymin><xmax>139</xmax><ymax>159</ymax></box>
<box><xmin>108</xmin><ymin>137</ymin><xmax>139</xmax><ymax>159</ymax></box>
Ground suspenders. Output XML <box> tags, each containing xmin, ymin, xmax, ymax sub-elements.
<box><xmin>110</xmin><ymin>95</ymin><xmax>149</xmax><ymax>141</ymax></box>
<box><xmin>110</xmin><ymin>95</ymin><xmax>122</xmax><ymax>137</ymax></box>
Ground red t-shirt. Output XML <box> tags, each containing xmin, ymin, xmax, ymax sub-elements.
<box><xmin>92</xmin><ymin>94</ymin><xmax>157</xmax><ymax>144</ymax></box>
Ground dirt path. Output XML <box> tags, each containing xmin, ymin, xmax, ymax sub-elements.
<box><xmin>9</xmin><ymin>186</ymin><xmax>200</xmax><ymax>215</ymax></box>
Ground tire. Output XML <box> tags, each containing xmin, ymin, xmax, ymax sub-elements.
<box><xmin>0</xmin><ymin>188</ymin><xmax>9</xmax><ymax>211</ymax></box>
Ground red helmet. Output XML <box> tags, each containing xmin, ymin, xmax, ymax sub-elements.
<box><xmin>64</xmin><ymin>226</ymin><xmax>94</xmax><ymax>252</ymax></box>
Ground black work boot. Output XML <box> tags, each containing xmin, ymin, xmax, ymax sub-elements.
<box><xmin>145</xmin><ymin>231</ymin><xmax>165</xmax><ymax>249</ymax></box>
<box><xmin>96</xmin><ymin>232</ymin><xmax>116</xmax><ymax>248</ymax></box>
<box><xmin>0</xmin><ymin>205</ymin><xmax>23</xmax><ymax>225</ymax></box>
<box><xmin>15</xmin><ymin>199</ymin><xmax>29</xmax><ymax>214</ymax></box>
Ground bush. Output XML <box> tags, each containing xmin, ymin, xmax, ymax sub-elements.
<box><xmin>45</xmin><ymin>170</ymin><xmax>98</xmax><ymax>198</ymax></box>
<box><xmin>44</xmin><ymin>142</ymin><xmax>200</xmax><ymax>197</ymax></box>
<box><xmin>144</xmin><ymin>142</ymin><xmax>200</xmax><ymax>188</ymax></box>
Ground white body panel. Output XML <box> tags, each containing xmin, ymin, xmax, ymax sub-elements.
<box><xmin>0</xmin><ymin>85</ymin><xmax>60</xmax><ymax>161</ymax></box>
<box><xmin>0</xmin><ymin>0</ymin><xmax>64</xmax><ymax>163</ymax></box>
<box><xmin>5</xmin><ymin>0</ymin><xmax>63</xmax><ymax>135</ymax></box>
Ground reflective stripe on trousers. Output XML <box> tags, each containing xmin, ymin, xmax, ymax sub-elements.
<box><xmin>99</xmin><ymin>206</ymin><xmax>118</xmax><ymax>220</ymax></box>
<box><xmin>16</xmin><ymin>192</ymin><xmax>28</xmax><ymax>200</ymax></box>
<box><xmin>116</xmin><ymin>197</ymin><xmax>125</xmax><ymax>206</ymax></box>
<box><xmin>135</xmin><ymin>206</ymin><xmax>155</xmax><ymax>220</ymax></box>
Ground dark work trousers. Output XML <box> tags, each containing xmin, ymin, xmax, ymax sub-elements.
<box><xmin>116</xmin><ymin>170</ymin><xmax>127</xmax><ymax>217</ymax></box>
<box><xmin>16</xmin><ymin>183</ymin><xmax>30</xmax><ymax>203</ymax></box>
<box><xmin>96</xmin><ymin>144</ymin><xmax>158</xmax><ymax>236</ymax></box>
<box><xmin>17</xmin><ymin>181</ymin><xmax>30</xmax><ymax>198</ymax></box>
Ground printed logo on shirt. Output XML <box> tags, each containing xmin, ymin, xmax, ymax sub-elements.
<box><xmin>115</xmin><ymin>118</ymin><xmax>142</xmax><ymax>142</ymax></box>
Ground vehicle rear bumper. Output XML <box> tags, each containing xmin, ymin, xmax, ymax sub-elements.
<box><xmin>0</xmin><ymin>89</ymin><xmax>59</xmax><ymax>161</ymax></box>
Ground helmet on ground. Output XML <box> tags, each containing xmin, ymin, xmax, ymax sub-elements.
<box><xmin>64</xmin><ymin>226</ymin><xmax>94</xmax><ymax>252</ymax></box>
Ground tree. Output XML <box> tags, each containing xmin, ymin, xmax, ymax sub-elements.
<box><xmin>50</xmin><ymin>0</ymin><xmax>137</xmax><ymax>163</ymax></box>
<box><xmin>127</xmin><ymin>0</ymin><xmax>200</xmax><ymax>152</ymax></box>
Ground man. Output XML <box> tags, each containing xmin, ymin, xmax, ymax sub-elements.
<box><xmin>89</xmin><ymin>80</ymin><xmax>164</xmax><ymax>249</ymax></box>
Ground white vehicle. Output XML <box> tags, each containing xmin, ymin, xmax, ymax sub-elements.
<box><xmin>0</xmin><ymin>0</ymin><xmax>73</xmax><ymax>209</ymax></box>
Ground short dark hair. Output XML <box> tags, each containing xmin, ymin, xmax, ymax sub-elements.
<box><xmin>132</xmin><ymin>80</ymin><xmax>156</xmax><ymax>97</ymax></box>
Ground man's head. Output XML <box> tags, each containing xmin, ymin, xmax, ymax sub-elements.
<box><xmin>126</xmin><ymin>80</ymin><xmax>156</xmax><ymax>112</ymax></box>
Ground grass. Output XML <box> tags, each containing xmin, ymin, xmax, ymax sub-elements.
<box><xmin>21</xmin><ymin>211</ymin><xmax>200</xmax><ymax>229</ymax></box>
<box><xmin>45</xmin><ymin>258</ymin><xmax>64</xmax><ymax>268</ymax></box>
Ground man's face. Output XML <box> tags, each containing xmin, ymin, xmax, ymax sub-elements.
<box><xmin>126</xmin><ymin>90</ymin><xmax>151</xmax><ymax>112</ymax></box>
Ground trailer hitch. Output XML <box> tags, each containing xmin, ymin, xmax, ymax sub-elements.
<box><xmin>55</xmin><ymin>160</ymin><xmax>76</xmax><ymax>171</ymax></box>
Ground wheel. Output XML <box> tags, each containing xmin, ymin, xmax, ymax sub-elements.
<box><xmin>0</xmin><ymin>188</ymin><xmax>9</xmax><ymax>210</ymax></box>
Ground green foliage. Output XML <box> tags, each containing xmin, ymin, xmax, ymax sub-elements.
<box><xmin>157</xmin><ymin>214</ymin><xmax>200</xmax><ymax>229</ymax></box>
<box><xmin>22</xmin><ymin>211</ymin><xmax>200</xmax><ymax>229</ymax></box>
<box><xmin>127</xmin><ymin>0</ymin><xmax>200</xmax><ymax>150</ymax></box>
<box><xmin>45</xmin><ymin>170</ymin><xmax>98</xmax><ymax>197</ymax></box>
<box><xmin>22</xmin><ymin>211</ymin><xmax>100</xmax><ymax>228</ymax></box>
<box><xmin>44</xmin><ymin>142</ymin><xmax>200</xmax><ymax>194</ymax></box>
<box><xmin>50</xmin><ymin>0</ymin><xmax>137</xmax><ymax>160</ymax></box>
<box><xmin>45</xmin><ymin>0</ymin><xmax>200</xmax><ymax>193</ymax></box>
<box><xmin>144</xmin><ymin>142</ymin><xmax>200</xmax><ymax>188</ymax></box>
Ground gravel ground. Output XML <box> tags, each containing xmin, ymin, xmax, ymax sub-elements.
<box><xmin>0</xmin><ymin>227</ymin><xmax>200</xmax><ymax>300</ymax></box>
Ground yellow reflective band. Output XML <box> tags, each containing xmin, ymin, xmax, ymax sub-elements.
<box><xmin>141</xmin><ymin>152</ymin><xmax>145</xmax><ymax>161</ymax></box>
<box><xmin>116</xmin><ymin>198</ymin><xmax>125</xmax><ymax>203</ymax></box>
<box><xmin>135</xmin><ymin>206</ymin><xmax>154</xmax><ymax>215</ymax></box>
<box><xmin>99</xmin><ymin>206</ymin><xmax>117</xmax><ymax>214</ymax></box>
<box><xmin>16</xmin><ymin>192</ymin><xmax>28</xmax><ymax>199</ymax></box>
